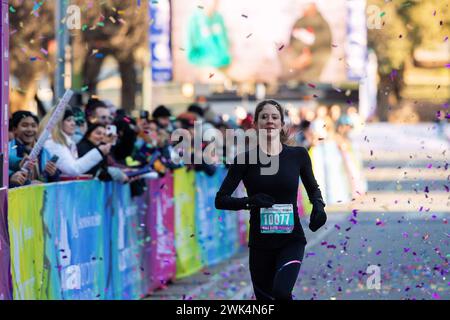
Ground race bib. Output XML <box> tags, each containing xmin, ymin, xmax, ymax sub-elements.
<box><xmin>260</xmin><ymin>204</ymin><xmax>294</xmax><ymax>234</ymax></box>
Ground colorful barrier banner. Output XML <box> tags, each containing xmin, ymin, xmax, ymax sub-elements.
<box><xmin>146</xmin><ymin>174</ymin><xmax>176</xmax><ymax>291</ymax></box>
<box><xmin>0</xmin><ymin>189</ymin><xmax>10</xmax><ymax>300</ymax></box>
<box><xmin>195</xmin><ymin>171</ymin><xmax>222</xmax><ymax>267</ymax></box>
<box><xmin>108</xmin><ymin>182</ymin><xmax>144</xmax><ymax>300</ymax></box>
<box><xmin>57</xmin><ymin>181</ymin><xmax>109</xmax><ymax>300</ymax></box>
<box><xmin>8</xmin><ymin>185</ymin><xmax>46</xmax><ymax>300</ymax></box>
<box><xmin>173</xmin><ymin>168</ymin><xmax>202</xmax><ymax>279</ymax></box>
<box><xmin>5</xmin><ymin>171</ymin><xmax>248</xmax><ymax>299</ymax></box>
<box><xmin>216</xmin><ymin>167</ymin><xmax>239</xmax><ymax>260</ymax></box>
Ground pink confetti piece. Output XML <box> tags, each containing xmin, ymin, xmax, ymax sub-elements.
<box><xmin>308</xmin><ymin>83</ymin><xmax>316</xmax><ymax>88</ymax></box>
<box><xmin>432</xmin><ymin>293</ymin><xmax>440</xmax><ymax>299</ymax></box>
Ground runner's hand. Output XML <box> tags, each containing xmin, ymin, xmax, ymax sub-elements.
<box><xmin>248</xmin><ymin>193</ymin><xmax>275</xmax><ymax>208</ymax></box>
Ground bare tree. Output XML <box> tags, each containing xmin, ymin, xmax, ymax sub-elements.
<box><xmin>72</xmin><ymin>0</ymin><xmax>149</xmax><ymax>112</ymax></box>
<box><xmin>9</xmin><ymin>0</ymin><xmax>55</xmax><ymax>114</ymax></box>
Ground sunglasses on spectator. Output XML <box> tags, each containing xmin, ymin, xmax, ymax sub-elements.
<box><xmin>97</xmin><ymin>116</ymin><xmax>114</xmax><ymax>122</ymax></box>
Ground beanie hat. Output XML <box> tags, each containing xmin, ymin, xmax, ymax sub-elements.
<box><xmin>152</xmin><ymin>105</ymin><xmax>172</xmax><ymax>119</ymax></box>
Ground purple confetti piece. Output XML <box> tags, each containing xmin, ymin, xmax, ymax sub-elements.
<box><xmin>432</xmin><ymin>293</ymin><xmax>440</xmax><ymax>299</ymax></box>
<box><xmin>334</xmin><ymin>224</ymin><xmax>341</xmax><ymax>230</ymax></box>
<box><xmin>376</xmin><ymin>250</ymin><xmax>382</xmax><ymax>255</ymax></box>
<box><xmin>446</xmin><ymin>64</ymin><xmax>450</xmax><ymax>69</ymax></box>
<box><xmin>390</xmin><ymin>69</ymin><xmax>397</xmax><ymax>81</ymax></box>
<box><xmin>352</xmin><ymin>209</ymin><xmax>358</xmax><ymax>217</ymax></box>
<box><xmin>424</xmin><ymin>186</ymin><xmax>429</xmax><ymax>193</ymax></box>
<box><xmin>444</xmin><ymin>185</ymin><xmax>449</xmax><ymax>192</ymax></box>
<box><xmin>427</xmin><ymin>163</ymin><xmax>433</xmax><ymax>168</ymax></box>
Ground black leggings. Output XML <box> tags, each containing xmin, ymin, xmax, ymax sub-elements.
<box><xmin>249</xmin><ymin>240</ymin><xmax>305</xmax><ymax>300</ymax></box>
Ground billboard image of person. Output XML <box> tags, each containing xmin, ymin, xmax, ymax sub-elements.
<box><xmin>172</xmin><ymin>0</ymin><xmax>346</xmax><ymax>84</ymax></box>
<box><xmin>278</xmin><ymin>2</ymin><xmax>332</xmax><ymax>83</ymax></box>
<box><xmin>185</xmin><ymin>0</ymin><xmax>231</xmax><ymax>69</ymax></box>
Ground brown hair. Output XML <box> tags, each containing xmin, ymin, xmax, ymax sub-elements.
<box><xmin>254</xmin><ymin>99</ymin><xmax>294</xmax><ymax>145</ymax></box>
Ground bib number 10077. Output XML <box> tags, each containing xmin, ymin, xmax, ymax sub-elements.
<box><xmin>260</xmin><ymin>204</ymin><xmax>294</xmax><ymax>234</ymax></box>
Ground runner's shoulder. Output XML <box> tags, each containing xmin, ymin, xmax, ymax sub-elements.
<box><xmin>283</xmin><ymin>144</ymin><xmax>308</xmax><ymax>157</ymax></box>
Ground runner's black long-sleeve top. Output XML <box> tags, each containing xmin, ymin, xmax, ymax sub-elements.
<box><xmin>215</xmin><ymin>144</ymin><xmax>324</xmax><ymax>248</ymax></box>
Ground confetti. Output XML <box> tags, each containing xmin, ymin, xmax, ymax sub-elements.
<box><xmin>278</xmin><ymin>44</ymin><xmax>285</xmax><ymax>51</ymax></box>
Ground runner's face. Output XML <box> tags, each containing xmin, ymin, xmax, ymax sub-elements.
<box><xmin>255</xmin><ymin>104</ymin><xmax>283</xmax><ymax>140</ymax></box>
<box><xmin>14</xmin><ymin>117</ymin><xmax>38</xmax><ymax>146</ymax></box>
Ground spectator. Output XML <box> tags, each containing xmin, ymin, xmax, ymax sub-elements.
<box><xmin>77</xmin><ymin>123</ymin><xmax>128</xmax><ymax>182</ymax></box>
<box><xmin>152</xmin><ymin>105</ymin><xmax>173</xmax><ymax>132</ymax></box>
<box><xmin>8</xmin><ymin>111</ymin><xmax>59</xmax><ymax>188</ymax></box>
<box><xmin>85</xmin><ymin>98</ymin><xmax>113</xmax><ymax>125</ymax></box>
<box><xmin>41</xmin><ymin>108</ymin><xmax>111</xmax><ymax>176</ymax></box>
<box><xmin>8</xmin><ymin>118</ymin><xmax>15</xmax><ymax>141</ymax></box>
<box><xmin>296</xmin><ymin>119</ymin><xmax>314</xmax><ymax>150</ymax></box>
<box><xmin>111</xmin><ymin>114</ymin><xmax>139</xmax><ymax>167</ymax></box>
<box><xmin>72</xmin><ymin>106</ymin><xmax>87</xmax><ymax>144</ymax></box>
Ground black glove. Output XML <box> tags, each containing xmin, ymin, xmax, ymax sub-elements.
<box><xmin>309</xmin><ymin>200</ymin><xmax>327</xmax><ymax>232</ymax></box>
<box><xmin>247</xmin><ymin>193</ymin><xmax>275</xmax><ymax>209</ymax></box>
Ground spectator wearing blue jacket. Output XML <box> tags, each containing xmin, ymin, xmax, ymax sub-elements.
<box><xmin>8</xmin><ymin>111</ymin><xmax>60</xmax><ymax>188</ymax></box>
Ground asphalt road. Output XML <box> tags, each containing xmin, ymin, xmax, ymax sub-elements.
<box><xmin>147</xmin><ymin>123</ymin><xmax>450</xmax><ymax>300</ymax></box>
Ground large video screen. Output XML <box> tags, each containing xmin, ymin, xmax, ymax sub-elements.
<box><xmin>172</xmin><ymin>0</ymin><xmax>352</xmax><ymax>84</ymax></box>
